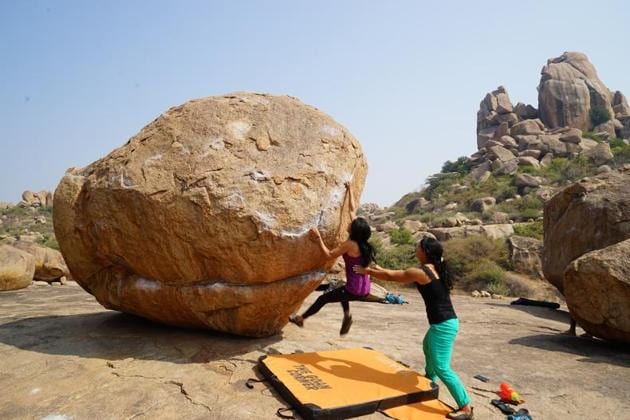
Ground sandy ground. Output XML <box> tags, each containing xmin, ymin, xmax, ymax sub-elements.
<box><xmin>1</xmin><ymin>283</ymin><xmax>628</xmax><ymax>419</ymax></box>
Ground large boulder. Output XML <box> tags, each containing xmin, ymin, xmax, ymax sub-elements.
<box><xmin>538</xmin><ymin>52</ymin><xmax>614</xmax><ymax>130</ymax></box>
<box><xmin>0</xmin><ymin>245</ymin><xmax>35</xmax><ymax>291</ymax></box>
<box><xmin>564</xmin><ymin>239</ymin><xmax>630</xmax><ymax>343</ymax></box>
<box><xmin>8</xmin><ymin>240</ymin><xmax>69</xmax><ymax>282</ymax></box>
<box><xmin>53</xmin><ymin>93</ymin><xmax>368</xmax><ymax>337</ymax></box>
<box><xmin>542</xmin><ymin>171</ymin><xmax>630</xmax><ymax>292</ymax></box>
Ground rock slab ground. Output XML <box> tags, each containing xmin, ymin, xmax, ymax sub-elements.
<box><xmin>1</xmin><ymin>285</ymin><xmax>628</xmax><ymax>419</ymax></box>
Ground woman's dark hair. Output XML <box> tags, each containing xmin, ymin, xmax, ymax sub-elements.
<box><xmin>349</xmin><ymin>217</ymin><xmax>376</xmax><ymax>267</ymax></box>
<box><xmin>419</xmin><ymin>237</ymin><xmax>453</xmax><ymax>290</ymax></box>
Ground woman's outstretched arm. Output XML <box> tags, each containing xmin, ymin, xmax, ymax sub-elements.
<box><xmin>309</xmin><ymin>227</ymin><xmax>351</xmax><ymax>260</ymax></box>
<box><xmin>344</xmin><ymin>181</ymin><xmax>357</xmax><ymax>220</ymax></box>
<box><xmin>354</xmin><ymin>264</ymin><xmax>429</xmax><ymax>285</ymax></box>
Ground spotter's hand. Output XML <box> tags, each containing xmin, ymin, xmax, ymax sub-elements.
<box><xmin>353</xmin><ymin>265</ymin><xmax>368</xmax><ymax>274</ymax></box>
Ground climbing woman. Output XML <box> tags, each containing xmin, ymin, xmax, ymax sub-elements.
<box><xmin>289</xmin><ymin>182</ymin><xmax>375</xmax><ymax>335</ymax></box>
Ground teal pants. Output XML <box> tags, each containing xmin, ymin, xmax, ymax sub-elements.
<box><xmin>423</xmin><ymin>318</ymin><xmax>471</xmax><ymax>408</ymax></box>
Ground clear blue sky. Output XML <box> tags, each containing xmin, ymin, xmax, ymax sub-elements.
<box><xmin>1</xmin><ymin>0</ymin><xmax>628</xmax><ymax>206</ymax></box>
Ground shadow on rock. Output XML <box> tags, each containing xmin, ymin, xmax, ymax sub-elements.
<box><xmin>0</xmin><ymin>311</ymin><xmax>282</xmax><ymax>364</ymax></box>
<box><xmin>509</xmin><ymin>333</ymin><xmax>630</xmax><ymax>368</ymax></box>
<box><xmin>485</xmin><ymin>302</ymin><xmax>571</xmax><ymax>324</ymax></box>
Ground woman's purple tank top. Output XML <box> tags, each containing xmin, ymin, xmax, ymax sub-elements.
<box><xmin>343</xmin><ymin>253</ymin><xmax>371</xmax><ymax>296</ymax></box>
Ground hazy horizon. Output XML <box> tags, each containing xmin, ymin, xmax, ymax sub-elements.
<box><xmin>1</xmin><ymin>1</ymin><xmax>628</xmax><ymax>206</ymax></box>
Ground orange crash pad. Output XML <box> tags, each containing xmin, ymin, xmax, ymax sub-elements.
<box><xmin>258</xmin><ymin>347</ymin><xmax>439</xmax><ymax>419</ymax></box>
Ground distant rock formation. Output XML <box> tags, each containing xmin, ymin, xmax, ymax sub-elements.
<box><xmin>19</xmin><ymin>190</ymin><xmax>53</xmax><ymax>208</ymax></box>
<box><xmin>538</xmin><ymin>52</ymin><xmax>614</xmax><ymax>131</ymax></box>
<box><xmin>53</xmin><ymin>93</ymin><xmax>367</xmax><ymax>337</ymax></box>
<box><xmin>471</xmin><ymin>52</ymin><xmax>628</xmax><ymax>183</ymax></box>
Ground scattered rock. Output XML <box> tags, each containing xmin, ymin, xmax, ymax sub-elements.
<box><xmin>471</xmin><ymin>290</ymin><xmax>481</xmax><ymax>298</ymax></box>
<box><xmin>0</xmin><ymin>245</ymin><xmax>35</xmax><ymax>291</ymax></box>
<box><xmin>540</xmin><ymin>153</ymin><xmax>554</xmax><ymax>167</ymax></box>
<box><xmin>492</xmin><ymin>159</ymin><xmax>519</xmax><ymax>175</ymax></box>
<box><xmin>481</xmin><ymin>224</ymin><xmax>515</xmax><ymax>240</ymax></box>
<box><xmin>401</xmin><ymin>220</ymin><xmax>426</xmax><ymax>233</ymax></box>
<box><xmin>471</xmin><ymin>197</ymin><xmax>496</xmax><ymax>213</ymax></box>
<box><xmin>518</xmin><ymin>156</ymin><xmax>541</xmax><ymax>169</ymax></box>
<box><xmin>491</xmin><ymin>212</ymin><xmax>510</xmax><ymax>224</ymax></box>
<box><xmin>593</xmin><ymin>120</ymin><xmax>617</xmax><ymax>138</ymax></box>
<box><xmin>378</xmin><ymin>221</ymin><xmax>399</xmax><ymax>233</ymax></box>
<box><xmin>480</xmin><ymin>290</ymin><xmax>491</xmax><ymax>298</ymax></box>
<box><xmin>511</xmin><ymin>119</ymin><xmax>544</xmax><ymax>136</ymax></box>
<box><xmin>8</xmin><ymin>241</ymin><xmax>70</xmax><ymax>282</ymax></box>
<box><xmin>597</xmin><ymin>165</ymin><xmax>612</xmax><ymax>174</ymax></box>
<box><xmin>513</xmin><ymin>103</ymin><xmax>538</xmax><ymax>120</ymax></box>
<box><xmin>515</xmin><ymin>173</ymin><xmax>541</xmax><ymax>189</ymax></box>
<box><xmin>583</xmin><ymin>142</ymin><xmax>614</xmax><ymax>165</ymax></box>
<box><xmin>559</xmin><ymin>128</ymin><xmax>583</xmax><ymax>144</ymax></box>
<box><xmin>520</xmin><ymin>149</ymin><xmax>542</xmax><ymax>159</ymax></box>
<box><xmin>428</xmin><ymin>225</ymin><xmax>483</xmax><ymax>241</ymax></box>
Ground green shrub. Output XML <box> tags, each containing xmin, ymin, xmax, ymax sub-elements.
<box><xmin>514</xmin><ymin>221</ymin><xmax>544</xmax><ymax>240</ymax></box>
<box><xmin>375</xmin><ymin>244</ymin><xmax>417</xmax><ymax>270</ymax></box>
<box><xmin>424</xmin><ymin>172</ymin><xmax>466</xmax><ymax>201</ymax></box>
<box><xmin>610</xmin><ymin>137</ymin><xmax>630</xmax><ymax>165</ymax></box>
<box><xmin>39</xmin><ymin>235</ymin><xmax>60</xmax><ymax>251</ymax></box>
<box><xmin>390</xmin><ymin>228</ymin><xmax>413</xmax><ymax>245</ymax></box>
<box><xmin>590</xmin><ymin>106</ymin><xmax>611</xmax><ymax>126</ymax></box>
<box><xmin>519</xmin><ymin>208</ymin><xmax>542</xmax><ymax>220</ymax></box>
<box><xmin>441</xmin><ymin>157</ymin><xmax>470</xmax><ymax>175</ymax></box>
<box><xmin>583</xmin><ymin>131</ymin><xmax>604</xmax><ymax>143</ymax></box>
<box><xmin>0</xmin><ymin>206</ymin><xmax>28</xmax><ymax>218</ymax></box>
<box><xmin>542</xmin><ymin>156</ymin><xmax>596</xmax><ymax>183</ymax></box>
<box><xmin>462</xmin><ymin>259</ymin><xmax>508</xmax><ymax>295</ymax></box>
<box><xmin>443</xmin><ymin>236</ymin><xmax>511</xmax><ymax>280</ymax></box>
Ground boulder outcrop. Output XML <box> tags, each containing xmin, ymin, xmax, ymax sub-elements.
<box><xmin>542</xmin><ymin>170</ymin><xmax>630</xmax><ymax>292</ymax></box>
<box><xmin>53</xmin><ymin>93</ymin><xmax>367</xmax><ymax>337</ymax></box>
<box><xmin>538</xmin><ymin>52</ymin><xmax>613</xmax><ymax>131</ymax></box>
<box><xmin>564</xmin><ymin>239</ymin><xmax>630</xmax><ymax>343</ymax></box>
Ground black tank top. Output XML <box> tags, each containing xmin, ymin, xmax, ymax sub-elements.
<box><xmin>416</xmin><ymin>265</ymin><xmax>457</xmax><ymax>325</ymax></box>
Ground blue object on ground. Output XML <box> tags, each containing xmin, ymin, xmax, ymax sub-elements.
<box><xmin>385</xmin><ymin>292</ymin><xmax>406</xmax><ymax>304</ymax></box>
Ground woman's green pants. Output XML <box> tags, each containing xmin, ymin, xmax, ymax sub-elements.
<box><xmin>423</xmin><ymin>318</ymin><xmax>471</xmax><ymax>408</ymax></box>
